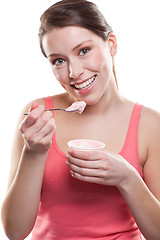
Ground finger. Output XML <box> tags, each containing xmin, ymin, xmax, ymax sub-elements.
<box><xmin>41</xmin><ymin>128</ymin><xmax>55</xmax><ymax>143</ymax></box>
<box><xmin>23</xmin><ymin>105</ymin><xmax>45</xmax><ymax>129</ymax></box>
<box><xmin>70</xmin><ymin>171</ymin><xmax>105</xmax><ymax>185</ymax></box>
<box><xmin>68</xmin><ymin>148</ymin><xmax>105</xmax><ymax>161</ymax></box>
<box><xmin>31</xmin><ymin>117</ymin><xmax>56</xmax><ymax>142</ymax></box>
<box><xmin>28</xmin><ymin>110</ymin><xmax>53</xmax><ymax>134</ymax></box>
<box><xmin>68</xmin><ymin>163</ymin><xmax>104</xmax><ymax>178</ymax></box>
<box><xmin>38</xmin><ymin>128</ymin><xmax>55</xmax><ymax>150</ymax></box>
<box><xmin>66</xmin><ymin>155</ymin><xmax>101</xmax><ymax>169</ymax></box>
<box><xmin>29</xmin><ymin>128</ymin><xmax>55</xmax><ymax>153</ymax></box>
<box><xmin>30</xmin><ymin>102</ymin><xmax>39</xmax><ymax>111</ymax></box>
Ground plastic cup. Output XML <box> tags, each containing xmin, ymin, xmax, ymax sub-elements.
<box><xmin>67</xmin><ymin>139</ymin><xmax>105</xmax><ymax>151</ymax></box>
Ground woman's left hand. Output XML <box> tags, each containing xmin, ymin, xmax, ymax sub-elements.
<box><xmin>66</xmin><ymin>149</ymin><xmax>135</xmax><ymax>188</ymax></box>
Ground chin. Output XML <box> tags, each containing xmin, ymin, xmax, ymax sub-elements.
<box><xmin>82</xmin><ymin>94</ymin><xmax>102</xmax><ymax>106</ymax></box>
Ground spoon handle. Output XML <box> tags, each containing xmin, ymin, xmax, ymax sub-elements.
<box><xmin>24</xmin><ymin>108</ymin><xmax>65</xmax><ymax>115</ymax></box>
<box><xmin>23</xmin><ymin>107</ymin><xmax>79</xmax><ymax>115</ymax></box>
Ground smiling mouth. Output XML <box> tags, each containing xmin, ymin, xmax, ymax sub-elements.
<box><xmin>72</xmin><ymin>75</ymin><xmax>96</xmax><ymax>90</ymax></box>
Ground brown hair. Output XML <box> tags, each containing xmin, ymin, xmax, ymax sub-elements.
<box><xmin>39</xmin><ymin>0</ymin><xmax>118</xmax><ymax>88</ymax></box>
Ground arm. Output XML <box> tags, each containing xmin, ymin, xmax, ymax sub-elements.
<box><xmin>120</xmin><ymin>108</ymin><xmax>160</xmax><ymax>240</ymax></box>
<box><xmin>1</xmin><ymin>101</ymin><xmax>56</xmax><ymax>240</ymax></box>
<box><xmin>66</xmin><ymin>107</ymin><xmax>160</xmax><ymax>240</ymax></box>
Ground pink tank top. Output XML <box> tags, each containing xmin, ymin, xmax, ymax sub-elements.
<box><xmin>31</xmin><ymin>96</ymin><xmax>143</xmax><ymax>240</ymax></box>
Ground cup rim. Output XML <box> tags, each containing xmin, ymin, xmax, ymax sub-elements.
<box><xmin>67</xmin><ymin>139</ymin><xmax>105</xmax><ymax>150</ymax></box>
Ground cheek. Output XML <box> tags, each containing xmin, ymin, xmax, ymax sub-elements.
<box><xmin>53</xmin><ymin>71</ymin><xmax>61</xmax><ymax>81</ymax></box>
<box><xmin>52</xmin><ymin>68</ymin><xmax>67</xmax><ymax>84</ymax></box>
<box><xmin>99</xmin><ymin>56</ymin><xmax>113</xmax><ymax>82</ymax></box>
<box><xmin>99</xmin><ymin>52</ymin><xmax>113</xmax><ymax>76</ymax></box>
<box><xmin>87</xmin><ymin>51</ymin><xmax>110</xmax><ymax>73</ymax></box>
<box><xmin>52</xmin><ymin>68</ymin><xmax>69</xmax><ymax>91</ymax></box>
<box><xmin>89</xmin><ymin>52</ymin><xmax>104</xmax><ymax>70</ymax></box>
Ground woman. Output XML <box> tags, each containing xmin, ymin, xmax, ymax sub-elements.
<box><xmin>1</xmin><ymin>0</ymin><xmax>160</xmax><ymax>239</ymax></box>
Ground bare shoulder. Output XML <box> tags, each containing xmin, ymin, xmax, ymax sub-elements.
<box><xmin>20</xmin><ymin>94</ymin><xmax>64</xmax><ymax>115</ymax></box>
<box><xmin>140</xmin><ymin>106</ymin><xmax>160</xmax><ymax>138</ymax></box>
<box><xmin>20</xmin><ymin>93</ymin><xmax>68</xmax><ymax>121</ymax></box>
<box><xmin>140</xmin><ymin>106</ymin><xmax>160</xmax><ymax>199</ymax></box>
<box><xmin>6</xmin><ymin>96</ymin><xmax>50</xmax><ymax>189</ymax></box>
<box><xmin>141</xmin><ymin>105</ymin><xmax>160</xmax><ymax>122</ymax></box>
<box><xmin>139</xmin><ymin>105</ymin><xmax>160</xmax><ymax>156</ymax></box>
<box><xmin>22</xmin><ymin>97</ymin><xmax>45</xmax><ymax>113</ymax></box>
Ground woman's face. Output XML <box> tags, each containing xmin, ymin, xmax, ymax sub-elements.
<box><xmin>42</xmin><ymin>26</ymin><xmax>116</xmax><ymax>105</ymax></box>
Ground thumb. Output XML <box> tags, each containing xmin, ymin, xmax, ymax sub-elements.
<box><xmin>29</xmin><ymin>102</ymin><xmax>39</xmax><ymax>112</ymax></box>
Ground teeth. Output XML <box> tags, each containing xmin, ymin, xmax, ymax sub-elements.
<box><xmin>74</xmin><ymin>76</ymin><xmax>96</xmax><ymax>89</ymax></box>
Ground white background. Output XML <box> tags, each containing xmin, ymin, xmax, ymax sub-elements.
<box><xmin>0</xmin><ymin>0</ymin><xmax>159</xmax><ymax>239</ymax></box>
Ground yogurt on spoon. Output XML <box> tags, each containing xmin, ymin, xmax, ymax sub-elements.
<box><xmin>66</xmin><ymin>101</ymin><xmax>86</xmax><ymax>114</ymax></box>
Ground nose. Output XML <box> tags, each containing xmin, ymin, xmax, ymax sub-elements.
<box><xmin>69</xmin><ymin>59</ymin><xmax>84</xmax><ymax>79</ymax></box>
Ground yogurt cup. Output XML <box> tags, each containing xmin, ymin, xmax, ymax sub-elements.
<box><xmin>67</xmin><ymin>139</ymin><xmax>105</xmax><ymax>151</ymax></box>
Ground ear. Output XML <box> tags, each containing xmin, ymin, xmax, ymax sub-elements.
<box><xmin>107</xmin><ymin>33</ymin><xmax>117</xmax><ymax>56</ymax></box>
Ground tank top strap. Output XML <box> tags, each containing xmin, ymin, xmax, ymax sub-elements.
<box><xmin>126</xmin><ymin>103</ymin><xmax>143</xmax><ymax>144</ymax></box>
<box><xmin>122</xmin><ymin>103</ymin><xmax>143</xmax><ymax>152</ymax></box>
<box><xmin>44</xmin><ymin>96</ymin><xmax>54</xmax><ymax>117</ymax></box>
<box><xmin>120</xmin><ymin>103</ymin><xmax>143</xmax><ymax>177</ymax></box>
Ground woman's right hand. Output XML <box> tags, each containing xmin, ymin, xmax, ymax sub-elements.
<box><xmin>20</xmin><ymin>103</ymin><xmax>56</xmax><ymax>154</ymax></box>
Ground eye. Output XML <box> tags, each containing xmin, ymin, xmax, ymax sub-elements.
<box><xmin>79</xmin><ymin>48</ymin><xmax>90</xmax><ymax>56</ymax></box>
<box><xmin>52</xmin><ymin>58</ymin><xmax>65</xmax><ymax>66</ymax></box>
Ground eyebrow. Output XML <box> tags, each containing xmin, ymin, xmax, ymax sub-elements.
<box><xmin>47</xmin><ymin>40</ymin><xmax>93</xmax><ymax>58</ymax></box>
<box><xmin>72</xmin><ymin>40</ymin><xmax>93</xmax><ymax>51</ymax></box>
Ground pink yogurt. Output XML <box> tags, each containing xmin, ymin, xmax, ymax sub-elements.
<box><xmin>65</xmin><ymin>101</ymin><xmax>86</xmax><ymax>114</ymax></box>
<box><xmin>67</xmin><ymin>139</ymin><xmax>105</xmax><ymax>151</ymax></box>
